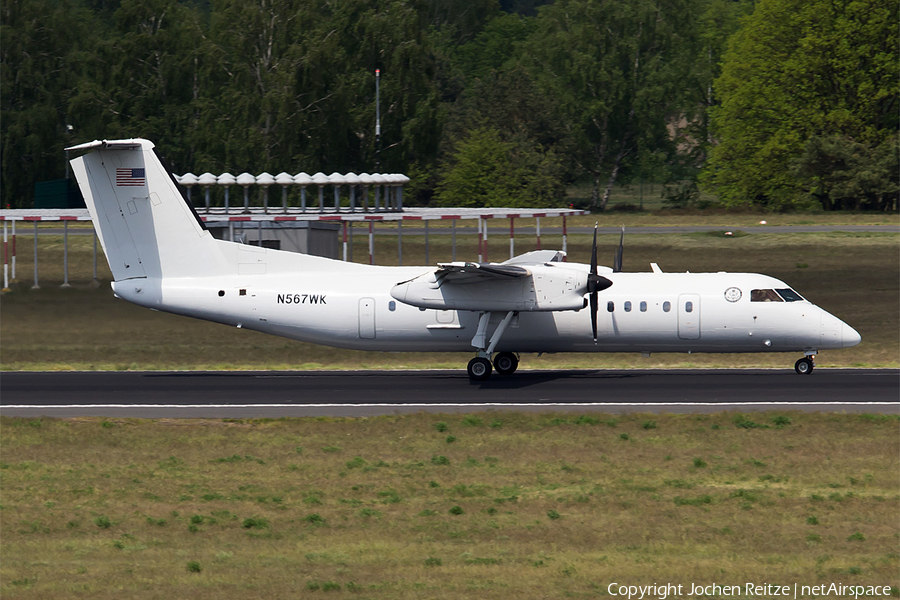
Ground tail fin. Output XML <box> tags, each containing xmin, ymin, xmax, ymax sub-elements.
<box><xmin>68</xmin><ymin>139</ymin><xmax>227</xmax><ymax>281</ymax></box>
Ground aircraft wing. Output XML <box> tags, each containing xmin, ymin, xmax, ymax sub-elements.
<box><xmin>434</xmin><ymin>262</ymin><xmax>530</xmax><ymax>284</ymax></box>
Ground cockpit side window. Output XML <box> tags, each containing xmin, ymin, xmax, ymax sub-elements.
<box><xmin>775</xmin><ymin>288</ymin><xmax>804</xmax><ymax>302</ymax></box>
<box><xmin>751</xmin><ymin>289</ymin><xmax>784</xmax><ymax>302</ymax></box>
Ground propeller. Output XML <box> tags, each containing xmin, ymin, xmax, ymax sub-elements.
<box><xmin>613</xmin><ymin>225</ymin><xmax>624</xmax><ymax>273</ymax></box>
<box><xmin>587</xmin><ymin>224</ymin><xmax>613</xmax><ymax>343</ymax></box>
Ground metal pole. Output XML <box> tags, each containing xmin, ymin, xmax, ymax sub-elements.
<box><xmin>375</xmin><ymin>69</ymin><xmax>381</xmax><ymax>173</ymax></box>
<box><xmin>483</xmin><ymin>217</ymin><xmax>488</xmax><ymax>263</ymax></box>
<box><xmin>334</xmin><ymin>186</ymin><xmax>340</xmax><ymax>212</ymax></box>
<box><xmin>348</xmin><ymin>221</ymin><xmax>353</xmax><ymax>262</ymax></box>
<box><xmin>424</xmin><ymin>220</ymin><xmax>429</xmax><ymax>265</ymax></box>
<box><xmin>368</xmin><ymin>221</ymin><xmax>374</xmax><ymax>265</ymax></box>
<box><xmin>61</xmin><ymin>220</ymin><xmax>70</xmax><ymax>287</ymax></box>
<box><xmin>258</xmin><ymin>220</ymin><xmax>262</xmax><ymax>246</ymax></box>
<box><xmin>32</xmin><ymin>221</ymin><xmax>39</xmax><ymax>289</ymax></box>
<box><xmin>375</xmin><ymin>185</ymin><xmax>380</xmax><ymax>211</ymax></box>
<box><xmin>3</xmin><ymin>220</ymin><xmax>8</xmax><ymax>290</ymax></box>
<box><xmin>562</xmin><ymin>215</ymin><xmax>567</xmax><ymax>259</ymax></box>
<box><xmin>282</xmin><ymin>186</ymin><xmax>288</xmax><ymax>213</ymax></box>
<box><xmin>536</xmin><ymin>217</ymin><xmax>541</xmax><ymax>250</ymax></box>
<box><xmin>11</xmin><ymin>219</ymin><xmax>16</xmax><ymax>281</ymax></box>
<box><xmin>350</xmin><ymin>186</ymin><xmax>356</xmax><ymax>212</ymax></box>
<box><xmin>452</xmin><ymin>220</ymin><xmax>456</xmax><ymax>262</ymax></box>
<box><xmin>477</xmin><ymin>218</ymin><xmax>483</xmax><ymax>263</ymax></box>
<box><xmin>92</xmin><ymin>229</ymin><xmax>98</xmax><ymax>281</ymax></box>
<box><xmin>397</xmin><ymin>220</ymin><xmax>402</xmax><ymax>266</ymax></box>
<box><xmin>205</xmin><ymin>187</ymin><xmax>210</xmax><ymax>213</ymax></box>
<box><xmin>301</xmin><ymin>187</ymin><xmax>307</xmax><ymax>212</ymax></box>
<box><xmin>229</xmin><ymin>221</ymin><xmax>234</xmax><ymax>242</ymax></box>
<box><xmin>318</xmin><ymin>186</ymin><xmax>324</xmax><ymax>211</ymax></box>
<box><xmin>224</xmin><ymin>187</ymin><xmax>230</xmax><ymax>210</ymax></box>
<box><xmin>509</xmin><ymin>217</ymin><xmax>514</xmax><ymax>259</ymax></box>
<box><xmin>363</xmin><ymin>186</ymin><xmax>369</xmax><ymax>212</ymax></box>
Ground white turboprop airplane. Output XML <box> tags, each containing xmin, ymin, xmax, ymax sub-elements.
<box><xmin>67</xmin><ymin>138</ymin><xmax>861</xmax><ymax>380</ymax></box>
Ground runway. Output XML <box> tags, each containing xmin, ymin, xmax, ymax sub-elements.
<box><xmin>1</xmin><ymin>369</ymin><xmax>896</xmax><ymax>418</ymax></box>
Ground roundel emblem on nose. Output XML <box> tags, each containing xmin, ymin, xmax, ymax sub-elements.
<box><xmin>724</xmin><ymin>287</ymin><xmax>742</xmax><ymax>302</ymax></box>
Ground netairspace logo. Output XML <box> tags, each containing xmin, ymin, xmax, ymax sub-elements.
<box><xmin>606</xmin><ymin>582</ymin><xmax>895</xmax><ymax>599</ymax></box>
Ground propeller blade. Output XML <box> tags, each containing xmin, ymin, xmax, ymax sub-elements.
<box><xmin>613</xmin><ymin>225</ymin><xmax>624</xmax><ymax>273</ymax></box>
<box><xmin>591</xmin><ymin>223</ymin><xmax>598</xmax><ymax>277</ymax></box>
<box><xmin>590</xmin><ymin>290</ymin><xmax>598</xmax><ymax>344</ymax></box>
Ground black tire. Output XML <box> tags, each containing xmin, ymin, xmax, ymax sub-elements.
<box><xmin>467</xmin><ymin>357</ymin><xmax>492</xmax><ymax>381</ymax></box>
<box><xmin>493</xmin><ymin>352</ymin><xmax>519</xmax><ymax>375</ymax></box>
<box><xmin>794</xmin><ymin>357</ymin><xmax>814</xmax><ymax>375</ymax></box>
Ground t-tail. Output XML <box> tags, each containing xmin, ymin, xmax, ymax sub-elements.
<box><xmin>67</xmin><ymin>139</ymin><xmax>231</xmax><ymax>305</ymax></box>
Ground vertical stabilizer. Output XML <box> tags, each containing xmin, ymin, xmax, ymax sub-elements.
<box><xmin>68</xmin><ymin>139</ymin><xmax>227</xmax><ymax>281</ymax></box>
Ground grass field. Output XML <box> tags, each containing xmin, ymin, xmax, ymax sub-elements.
<box><xmin>1</xmin><ymin>230</ymin><xmax>897</xmax><ymax>371</ymax></box>
<box><xmin>1</xmin><ymin>412</ymin><xmax>898</xmax><ymax>599</ymax></box>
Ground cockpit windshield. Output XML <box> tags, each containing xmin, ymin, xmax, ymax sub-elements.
<box><xmin>775</xmin><ymin>288</ymin><xmax>804</xmax><ymax>302</ymax></box>
<box><xmin>751</xmin><ymin>288</ymin><xmax>805</xmax><ymax>302</ymax></box>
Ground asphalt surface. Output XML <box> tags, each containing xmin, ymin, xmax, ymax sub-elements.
<box><xmin>1</xmin><ymin>369</ymin><xmax>896</xmax><ymax>418</ymax></box>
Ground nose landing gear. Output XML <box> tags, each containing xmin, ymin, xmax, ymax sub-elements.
<box><xmin>794</xmin><ymin>356</ymin><xmax>815</xmax><ymax>375</ymax></box>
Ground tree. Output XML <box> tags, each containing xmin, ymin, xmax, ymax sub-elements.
<box><xmin>433</xmin><ymin>127</ymin><xmax>563</xmax><ymax>207</ymax></box>
<box><xmin>701</xmin><ymin>0</ymin><xmax>899</xmax><ymax>210</ymax></box>
<box><xmin>523</xmin><ymin>0</ymin><xmax>701</xmax><ymax>209</ymax></box>
<box><xmin>1</xmin><ymin>0</ymin><xmax>100</xmax><ymax>207</ymax></box>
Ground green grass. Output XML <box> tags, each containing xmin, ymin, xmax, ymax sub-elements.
<box><xmin>1</xmin><ymin>230</ymin><xmax>896</xmax><ymax>370</ymax></box>
<box><xmin>1</xmin><ymin>412</ymin><xmax>897</xmax><ymax>598</ymax></box>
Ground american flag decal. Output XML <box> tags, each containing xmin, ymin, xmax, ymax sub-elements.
<box><xmin>116</xmin><ymin>168</ymin><xmax>146</xmax><ymax>187</ymax></box>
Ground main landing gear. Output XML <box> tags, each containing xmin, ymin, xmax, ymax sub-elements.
<box><xmin>466</xmin><ymin>352</ymin><xmax>519</xmax><ymax>381</ymax></box>
<box><xmin>794</xmin><ymin>352</ymin><xmax>816</xmax><ymax>375</ymax></box>
<box><xmin>467</xmin><ymin>311</ymin><xmax>520</xmax><ymax>381</ymax></box>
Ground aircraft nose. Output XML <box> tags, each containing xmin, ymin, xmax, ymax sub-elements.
<box><xmin>842</xmin><ymin>323</ymin><xmax>862</xmax><ymax>348</ymax></box>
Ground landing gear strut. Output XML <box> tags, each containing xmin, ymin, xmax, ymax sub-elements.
<box><xmin>794</xmin><ymin>356</ymin><xmax>815</xmax><ymax>375</ymax></box>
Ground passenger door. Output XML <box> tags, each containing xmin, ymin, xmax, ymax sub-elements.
<box><xmin>359</xmin><ymin>298</ymin><xmax>376</xmax><ymax>339</ymax></box>
<box><xmin>677</xmin><ymin>294</ymin><xmax>700</xmax><ymax>340</ymax></box>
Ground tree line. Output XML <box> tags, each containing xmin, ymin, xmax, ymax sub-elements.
<box><xmin>2</xmin><ymin>0</ymin><xmax>896</xmax><ymax>210</ymax></box>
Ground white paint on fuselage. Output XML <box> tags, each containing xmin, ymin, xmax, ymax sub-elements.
<box><xmin>111</xmin><ymin>238</ymin><xmax>859</xmax><ymax>356</ymax></box>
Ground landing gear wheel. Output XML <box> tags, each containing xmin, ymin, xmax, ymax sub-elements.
<box><xmin>493</xmin><ymin>352</ymin><xmax>519</xmax><ymax>375</ymax></box>
<box><xmin>467</xmin><ymin>357</ymin><xmax>492</xmax><ymax>381</ymax></box>
<box><xmin>794</xmin><ymin>357</ymin><xmax>814</xmax><ymax>375</ymax></box>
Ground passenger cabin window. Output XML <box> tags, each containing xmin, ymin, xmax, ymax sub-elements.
<box><xmin>624</xmin><ymin>301</ymin><xmax>632</xmax><ymax>312</ymax></box>
<box><xmin>751</xmin><ymin>289</ymin><xmax>784</xmax><ymax>302</ymax></box>
<box><xmin>775</xmin><ymin>288</ymin><xmax>804</xmax><ymax>302</ymax></box>
<box><xmin>663</xmin><ymin>301</ymin><xmax>671</xmax><ymax>312</ymax></box>
<box><xmin>685</xmin><ymin>301</ymin><xmax>693</xmax><ymax>313</ymax></box>
<box><xmin>607</xmin><ymin>301</ymin><xmax>615</xmax><ymax>312</ymax></box>
<box><xmin>640</xmin><ymin>301</ymin><xmax>647</xmax><ymax>312</ymax></box>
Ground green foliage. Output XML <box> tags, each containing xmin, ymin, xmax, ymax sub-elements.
<box><xmin>847</xmin><ymin>531</ymin><xmax>866</xmax><ymax>542</ymax></box>
<box><xmin>448</xmin><ymin>505</ymin><xmax>464</xmax><ymax>515</ymax></box>
<box><xmin>431</xmin><ymin>455</ymin><xmax>450</xmax><ymax>466</ymax></box>
<box><xmin>94</xmin><ymin>515</ymin><xmax>112</xmax><ymax>529</ymax></box>
<box><xmin>186</xmin><ymin>561</ymin><xmax>202</xmax><ymax>573</ymax></box>
<box><xmin>424</xmin><ymin>556</ymin><xmax>442</xmax><ymax>566</ymax></box>
<box><xmin>547</xmin><ymin>509</ymin><xmax>561</xmax><ymax>520</ymax></box>
<box><xmin>433</xmin><ymin>127</ymin><xmax>564</xmax><ymax>207</ymax></box>
<box><xmin>433</xmin><ymin>421</ymin><xmax>449</xmax><ymax>432</ymax></box>
<box><xmin>702</xmin><ymin>0</ymin><xmax>899</xmax><ymax>210</ymax></box>
<box><xmin>241</xmin><ymin>516</ymin><xmax>269</xmax><ymax>529</ymax></box>
<box><xmin>693</xmin><ymin>458</ymin><xmax>707</xmax><ymax>468</ymax></box>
